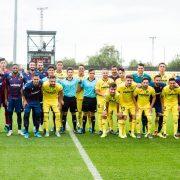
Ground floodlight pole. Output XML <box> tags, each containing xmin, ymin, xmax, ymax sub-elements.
<box><xmin>149</xmin><ymin>36</ymin><xmax>156</xmax><ymax>65</ymax></box>
<box><xmin>37</xmin><ymin>7</ymin><xmax>48</xmax><ymax>48</ymax></box>
<box><xmin>13</xmin><ymin>0</ymin><xmax>18</xmax><ymax>63</ymax></box>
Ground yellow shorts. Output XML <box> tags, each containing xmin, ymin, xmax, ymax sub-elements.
<box><xmin>136</xmin><ymin>107</ymin><xmax>152</xmax><ymax>119</ymax></box>
<box><xmin>108</xmin><ymin>105</ymin><xmax>117</xmax><ymax>114</ymax></box>
<box><xmin>43</xmin><ymin>101</ymin><xmax>59</xmax><ymax>113</ymax></box>
<box><xmin>121</xmin><ymin>106</ymin><xmax>136</xmax><ymax>116</ymax></box>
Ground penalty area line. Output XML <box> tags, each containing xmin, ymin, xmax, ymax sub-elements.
<box><xmin>67</xmin><ymin>123</ymin><xmax>102</xmax><ymax>180</ymax></box>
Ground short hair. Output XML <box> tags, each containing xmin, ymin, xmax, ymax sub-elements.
<box><xmin>111</xmin><ymin>65</ymin><xmax>117</xmax><ymax>69</ymax></box>
<box><xmin>29</xmin><ymin>61</ymin><xmax>35</xmax><ymax>64</ymax></box>
<box><xmin>89</xmin><ymin>68</ymin><xmax>95</xmax><ymax>73</ymax></box>
<box><xmin>118</xmin><ymin>67</ymin><xmax>125</xmax><ymax>72</ymax></box>
<box><xmin>158</xmin><ymin>62</ymin><xmax>166</xmax><ymax>67</ymax></box>
<box><xmin>109</xmin><ymin>82</ymin><xmax>117</xmax><ymax>88</ymax></box>
<box><xmin>47</xmin><ymin>65</ymin><xmax>55</xmax><ymax>70</ymax></box>
<box><xmin>0</xmin><ymin>57</ymin><xmax>5</xmax><ymax>62</ymax></box>
<box><xmin>138</xmin><ymin>63</ymin><xmax>144</xmax><ymax>67</ymax></box>
<box><xmin>67</xmin><ymin>67</ymin><xmax>73</xmax><ymax>72</ymax></box>
<box><xmin>154</xmin><ymin>75</ymin><xmax>161</xmax><ymax>79</ymax></box>
<box><xmin>169</xmin><ymin>78</ymin><xmax>176</xmax><ymax>82</ymax></box>
<box><xmin>12</xmin><ymin>63</ymin><xmax>19</xmax><ymax>67</ymax></box>
<box><xmin>79</xmin><ymin>64</ymin><xmax>85</xmax><ymax>68</ymax></box>
<box><xmin>56</xmin><ymin>60</ymin><xmax>63</xmax><ymax>64</ymax></box>
<box><xmin>142</xmin><ymin>77</ymin><xmax>149</xmax><ymax>82</ymax></box>
<box><xmin>102</xmin><ymin>68</ymin><xmax>108</xmax><ymax>71</ymax></box>
<box><xmin>126</xmin><ymin>75</ymin><xmax>133</xmax><ymax>79</ymax></box>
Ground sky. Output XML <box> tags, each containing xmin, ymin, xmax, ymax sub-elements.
<box><xmin>0</xmin><ymin>0</ymin><xmax>180</xmax><ymax>66</ymax></box>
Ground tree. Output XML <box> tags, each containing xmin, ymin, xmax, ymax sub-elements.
<box><xmin>87</xmin><ymin>45</ymin><xmax>122</xmax><ymax>68</ymax></box>
<box><xmin>168</xmin><ymin>55</ymin><xmax>180</xmax><ymax>70</ymax></box>
<box><xmin>128</xmin><ymin>59</ymin><xmax>139</xmax><ymax>68</ymax></box>
<box><xmin>61</xmin><ymin>57</ymin><xmax>76</xmax><ymax>68</ymax></box>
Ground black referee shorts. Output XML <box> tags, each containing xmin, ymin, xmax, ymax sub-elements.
<box><xmin>62</xmin><ymin>96</ymin><xmax>77</xmax><ymax>113</ymax></box>
<box><xmin>82</xmin><ymin>97</ymin><xmax>97</xmax><ymax>113</ymax></box>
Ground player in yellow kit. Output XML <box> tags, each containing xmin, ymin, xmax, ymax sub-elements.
<box><xmin>161</xmin><ymin>78</ymin><xmax>180</xmax><ymax>139</ymax></box>
<box><xmin>54</xmin><ymin>61</ymin><xmax>66</xmax><ymax>80</ymax></box>
<box><xmin>115</xmin><ymin>67</ymin><xmax>126</xmax><ymax>87</ymax></box>
<box><xmin>95</xmin><ymin>68</ymin><xmax>114</xmax><ymax>135</ymax></box>
<box><xmin>76</xmin><ymin>64</ymin><xmax>85</xmax><ymax>129</ymax></box>
<box><xmin>133</xmin><ymin>78</ymin><xmax>156</xmax><ymax>139</ymax></box>
<box><xmin>117</xmin><ymin>75</ymin><xmax>137</xmax><ymax>138</ymax></box>
<box><xmin>42</xmin><ymin>76</ymin><xmax>63</xmax><ymax>137</ymax></box>
<box><xmin>101</xmin><ymin>83</ymin><xmax>125</xmax><ymax>138</ymax></box>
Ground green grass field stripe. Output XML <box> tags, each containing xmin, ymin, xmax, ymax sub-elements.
<box><xmin>67</xmin><ymin>123</ymin><xmax>102</xmax><ymax>180</ymax></box>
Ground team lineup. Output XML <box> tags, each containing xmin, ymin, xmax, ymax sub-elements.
<box><xmin>0</xmin><ymin>58</ymin><xmax>179</xmax><ymax>139</ymax></box>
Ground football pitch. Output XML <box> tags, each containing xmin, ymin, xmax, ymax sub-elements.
<box><xmin>0</xmin><ymin>112</ymin><xmax>179</xmax><ymax>180</ymax></box>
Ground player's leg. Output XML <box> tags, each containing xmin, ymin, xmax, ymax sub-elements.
<box><xmin>172</xmin><ymin>105</ymin><xmax>179</xmax><ymax>139</ymax></box>
<box><xmin>51</xmin><ymin>103</ymin><xmax>61</xmax><ymax>137</ymax></box>
<box><xmin>81</xmin><ymin>97</ymin><xmax>89</xmax><ymax>133</ymax></box>
<box><xmin>142</xmin><ymin>111</ymin><xmax>148</xmax><ymax>134</ymax></box>
<box><xmin>136</xmin><ymin>108</ymin><xmax>143</xmax><ymax>138</ymax></box>
<box><xmin>162</xmin><ymin>106</ymin><xmax>170</xmax><ymax>138</ymax></box>
<box><xmin>88</xmin><ymin>97</ymin><xmax>97</xmax><ymax>134</ymax></box>
<box><xmin>43</xmin><ymin>102</ymin><xmax>50</xmax><ymax>136</ymax></box>
<box><xmin>70</xmin><ymin>97</ymin><xmax>78</xmax><ymax>133</ymax></box>
<box><xmin>144</xmin><ymin>109</ymin><xmax>153</xmax><ymax>138</ymax></box>
<box><xmin>178</xmin><ymin>113</ymin><xmax>180</xmax><ymax>134</ymax></box>
<box><xmin>61</xmin><ymin>96</ymin><xmax>69</xmax><ymax>132</ymax></box>
<box><xmin>97</xmin><ymin>101</ymin><xmax>103</xmax><ymax>135</ymax></box>
<box><xmin>77</xmin><ymin>99</ymin><xmax>83</xmax><ymax>129</ymax></box>
<box><xmin>32</xmin><ymin>103</ymin><xmax>42</xmax><ymax>137</ymax></box>
<box><xmin>14</xmin><ymin>98</ymin><xmax>23</xmax><ymax>134</ymax></box>
<box><xmin>101</xmin><ymin>112</ymin><xmax>108</xmax><ymax>138</ymax></box>
<box><xmin>23</xmin><ymin>104</ymin><xmax>31</xmax><ymax>138</ymax></box>
<box><xmin>7</xmin><ymin>99</ymin><xmax>15</xmax><ymax>136</ymax></box>
<box><xmin>118</xmin><ymin>113</ymin><xmax>127</xmax><ymax>138</ymax></box>
<box><xmin>129</xmin><ymin>107</ymin><xmax>136</xmax><ymax>138</ymax></box>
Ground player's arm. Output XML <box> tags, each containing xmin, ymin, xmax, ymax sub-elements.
<box><xmin>58</xmin><ymin>89</ymin><xmax>64</xmax><ymax>109</ymax></box>
<box><xmin>133</xmin><ymin>88</ymin><xmax>139</xmax><ymax>110</ymax></box>
<box><xmin>102</xmin><ymin>101</ymin><xmax>109</xmax><ymax>118</ymax></box>
<box><xmin>161</xmin><ymin>90</ymin><xmax>165</xmax><ymax>111</ymax></box>
<box><xmin>96</xmin><ymin>89</ymin><xmax>105</xmax><ymax>97</ymax></box>
<box><xmin>22</xmin><ymin>86</ymin><xmax>28</xmax><ymax>107</ymax></box>
<box><xmin>4</xmin><ymin>77</ymin><xmax>9</xmax><ymax>105</ymax></box>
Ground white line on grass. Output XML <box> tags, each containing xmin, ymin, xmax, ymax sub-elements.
<box><xmin>67</xmin><ymin>123</ymin><xmax>102</xmax><ymax>180</ymax></box>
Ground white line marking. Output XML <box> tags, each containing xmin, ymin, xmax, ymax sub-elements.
<box><xmin>67</xmin><ymin>123</ymin><xmax>102</xmax><ymax>180</ymax></box>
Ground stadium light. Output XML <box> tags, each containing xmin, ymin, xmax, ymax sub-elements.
<box><xmin>149</xmin><ymin>36</ymin><xmax>156</xmax><ymax>65</ymax></box>
<box><xmin>13</xmin><ymin>0</ymin><xmax>18</xmax><ymax>64</ymax></box>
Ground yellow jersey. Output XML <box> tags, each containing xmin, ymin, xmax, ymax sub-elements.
<box><xmin>161</xmin><ymin>86</ymin><xmax>180</xmax><ymax>106</ymax></box>
<box><xmin>54</xmin><ymin>70</ymin><xmax>66</xmax><ymax>80</ymax></box>
<box><xmin>95</xmin><ymin>78</ymin><xmax>114</xmax><ymax>102</ymax></box>
<box><xmin>115</xmin><ymin>78</ymin><xmax>125</xmax><ymax>87</ymax></box>
<box><xmin>104</xmin><ymin>93</ymin><xmax>120</xmax><ymax>108</ymax></box>
<box><xmin>133</xmin><ymin>86</ymin><xmax>155</xmax><ymax>108</ymax></box>
<box><xmin>42</xmin><ymin>81</ymin><xmax>63</xmax><ymax>102</ymax></box>
<box><xmin>76</xmin><ymin>75</ymin><xmax>85</xmax><ymax>100</ymax></box>
<box><xmin>152</xmin><ymin>73</ymin><xmax>174</xmax><ymax>84</ymax></box>
<box><xmin>117</xmin><ymin>83</ymin><xmax>136</xmax><ymax>107</ymax></box>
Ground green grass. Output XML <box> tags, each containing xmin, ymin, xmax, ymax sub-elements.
<box><xmin>0</xmin><ymin>110</ymin><xmax>179</xmax><ymax>180</ymax></box>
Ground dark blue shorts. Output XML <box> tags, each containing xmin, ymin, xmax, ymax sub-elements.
<box><xmin>154</xmin><ymin>103</ymin><xmax>162</xmax><ymax>114</ymax></box>
<box><xmin>7</xmin><ymin>98</ymin><xmax>23</xmax><ymax>113</ymax></box>
<box><xmin>24</xmin><ymin>102</ymin><xmax>41</xmax><ymax>115</ymax></box>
